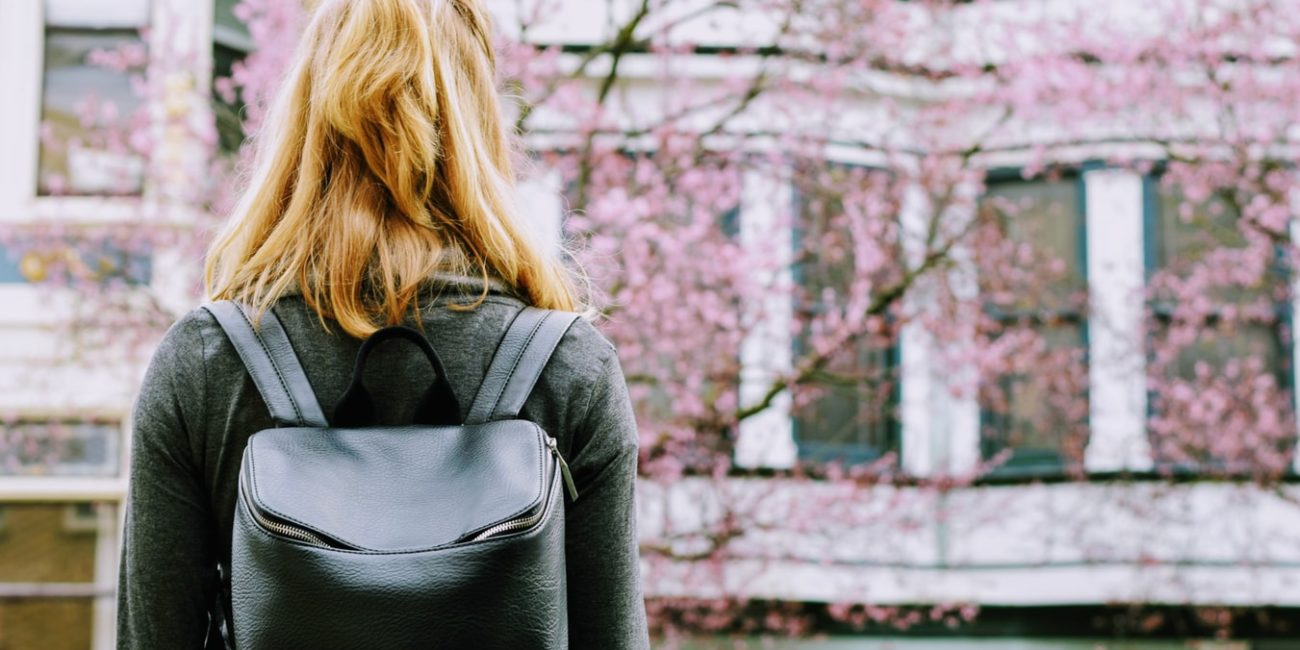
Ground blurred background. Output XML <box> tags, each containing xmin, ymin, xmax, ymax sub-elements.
<box><xmin>3</xmin><ymin>0</ymin><xmax>1300</xmax><ymax>647</ymax></box>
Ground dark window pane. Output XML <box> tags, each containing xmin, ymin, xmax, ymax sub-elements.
<box><xmin>1155</xmin><ymin>189</ymin><xmax>1244</xmax><ymax>267</ymax></box>
<box><xmin>792</xmin><ymin>344</ymin><xmax>898</xmax><ymax>464</ymax></box>
<box><xmin>212</xmin><ymin>0</ymin><xmax>253</xmax><ymax>155</ymax></box>
<box><xmin>212</xmin><ymin>0</ymin><xmax>252</xmax><ymax>49</ymax></box>
<box><xmin>978</xmin><ymin>175</ymin><xmax>1089</xmax><ymax>472</ymax></box>
<box><xmin>983</xmin><ymin>177</ymin><xmax>1085</xmax><ymax>306</ymax></box>
<box><xmin>1152</xmin><ymin>185</ymin><xmax>1281</xmax><ymax>304</ymax></box>
<box><xmin>1147</xmin><ymin>178</ymin><xmax>1294</xmax><ymax>474</ymax></box>
<box><xmin>792</xmin><ymin>165</ymin><xmax>900</xmax><ymax>463</ymax></box>
<box><xmin>982</xmin><ymin>322</ymin><xmax>1089</xmax><ymax>469</ymax></box>
<box><xmin>0</xmin><ymin>422</ymin><xmax>121</xmax><ymax>477</ymax></box>
<box><xmin>1167</xmin><ymin>322</ymin><xmax>1285</xmax><ymax>381</ymax></box>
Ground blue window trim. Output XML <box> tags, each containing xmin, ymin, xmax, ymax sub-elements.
<box><xmin>788</xmin><ymin>163</ymin><xmax>903</xmax><ymax>466</ymax></box>
<box><xmin>977</xmin><ymin>165</ymin><xmax>1092</xmax><ymax>477</ymax></box>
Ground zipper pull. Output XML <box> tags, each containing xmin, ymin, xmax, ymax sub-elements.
<box><xmin>545</xmin><ymin>436</ymin><xmax>579</xmax><ymax>502</ymax></box>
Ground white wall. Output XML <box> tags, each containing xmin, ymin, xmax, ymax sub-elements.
<box><xmin>639</xmin><ymin>477</ymin><xmax>1300</xmax><ymax>606</ymax></box>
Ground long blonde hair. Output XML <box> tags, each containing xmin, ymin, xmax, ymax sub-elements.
<box><xmin>205</xmin><ymin>0</ymin><xmax>581</xmax><ymax>337</ymax></box>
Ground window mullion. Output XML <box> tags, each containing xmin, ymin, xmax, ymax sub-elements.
<box><xmin>933</xmin><ymin>177</ymin><xmax>982</xmax><ymax>477</ymax></box>
<box><xmin>735</xmin><ymin>165</ymin><xmax>796</xmax><ymax>469</ymax></box>
<box><xmin>899</xmin><ymin>180</ymin><xmax>934</xmax><ymax>476</ymax></box>
<box><xmin>1082</xmin><ymin>167</ymin><xmax>1152</xmax><ymax>472</ymax></box>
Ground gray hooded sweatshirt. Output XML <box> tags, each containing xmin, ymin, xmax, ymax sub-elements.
<box><xmin>116</xmin><ymin>274</ymin><xmax>650</xmax><ymax>649</ymax></box>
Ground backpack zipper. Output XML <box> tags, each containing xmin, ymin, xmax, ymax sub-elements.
<box><xmin>471</xmin><ymin>438</ymin><xmax>571</xmax><ymax>542</ymax></box>
<box><xmin>469</xmin><ymin>504</ymin><xmax>546</xmax><ymax>541</ymax></box>
<box><xmin>544</xmin><ymin>436</ymin><xmax>579</xmax><ymax>502</ymax></box>
<box><xmin>241</xmin><ymin>435</ymin><xmax>575</xmax><ymax>548</ymax></box>
<box><xmin>249</xmin><ymin>505</ymin><xmax>334</xmax><ymax>547</ymax></box>
<box><xmin>241</xmin><ymin>476</ymin><xmax>349</xmax><ymax>549</ymax></box>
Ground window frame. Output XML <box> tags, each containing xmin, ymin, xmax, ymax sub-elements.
<box><xmin>36</xmin><ymin>22</ymin><xmax>151</xmax><ymax>198</ymax></box>
<box><xmin>0</xmin><ymin>0</ymin><xmax>171</xmax><ymax>293</ymax></box>
<box><xmin>1140</xmin><ymin>169</ymin><xmax>1297</xmax><ymax>475</ymax></box>
<box><xmin>976</xmin><ymin>167</ymin><xmax>1092</xmax><ymax>478</ymax></box>
<box><xmin>787</xmin><ymin>162</ymin><xmax>904</xmax><ymax>467</ymax></box>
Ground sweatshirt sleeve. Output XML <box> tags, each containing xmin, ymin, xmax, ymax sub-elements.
<box><xmin>117</xmin><ymin>313</ymin><xmax>217</xmax><ymax>649</ymax></box>
<box><xmin>563</xmin><ymin>347</ymin><xmax>651</xmax><ymax>649</ymax></box>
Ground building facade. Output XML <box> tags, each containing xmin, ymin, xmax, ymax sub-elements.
<box><xmin>1</xmin><ymin>1</ymin><xmax>1299</xmax><ymax>648</ymax></box>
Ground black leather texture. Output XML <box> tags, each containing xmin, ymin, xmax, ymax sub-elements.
<box><xmin>207</xmin><ymin>302</ymin><xmax>577</xmax><ymax>649</ymax></box>
<box><xmin>241</xmin><ymin>422</ymin><xmax>548</xmax><ymax>551</ymax></box>
<box><xmin>232</xmin><ymin>466</ymin><xmax>567</xmax><ymax>649</ymax></box>
<box><xmin>202</xmin><ymin>302</ymin><xmax>329</xmax><ymax>427</ymax></box>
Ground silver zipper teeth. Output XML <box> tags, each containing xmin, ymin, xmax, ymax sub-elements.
<box><xmin>251</xmin><ymin>508</ymin><xmax>334</xmax><ymax>547</ymax></box>
<box><xmin>470</xmin><ymin>506</ymin><xmax>544</xmax><ymax>542</ymax></box>
<box><xmin>243</xmin><ymin>436</ymin><xmax>566</xmax><ymax>548</ymax></box>
<box><xmin>242</xmin><ymin>480</ymin><xmax>336</xmax><ymax>548</ymax></box>
<box><xmin>244</xmin><ymin>476</ymin><xmax>545</xmax><ymax>548</ymax></box>
<box><xmin>471</xmin><ymin>438</ymin><xmax>564</xmax><ymax>542</ymax></box>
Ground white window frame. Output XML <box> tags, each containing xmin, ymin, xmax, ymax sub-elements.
<box><xmin>932</xmin><ymin>166</ymin><xmax>1157</xmax><ymax>476</ymax></box>
<box><xmin>737</xmin><ymin>149</ymin><xmax>921</xmax><ymax>471</ymax></box>
<box><xmin>735</xmin><ymin>164</ymin><xmax>797</xmax><ymax>469</ymax></box>
<box><xmin>899</xmin><ymin>175</ymin><xmax>983</xmax><ymax>478</ymax></box>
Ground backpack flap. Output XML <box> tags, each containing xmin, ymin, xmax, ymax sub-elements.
<box><xmin>240</xmin><ymin>420</ymin><xmax>551</xmax><ymax>552</ymax></box>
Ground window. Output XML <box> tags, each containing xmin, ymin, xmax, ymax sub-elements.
<box><xmin>560</xmin><ymin>150</ymin><xmax>745</xmax><ymax>467</ymax></box>
<box><xmin>977</xmin><ymin>173</ymin><xmax>1090</xmax><ymax>474</ymax></box>
<box><xmin>0</xmin><ymin>502</ymin><xmax>117</xmax><ymax>650</ymax></box>
<box><xmin>38</xmin><ymin>0</ymin><xmax>151</xmax><ymax>196</ymax></box>
<box><xmin>1145</xmin><ymin>177</ymin><xmax>1293</xmax><ymax>473</ymax></box>
<box><xmin>0</xmin><ymin>421</ymin><xmax>121</xmax><ymax>477</ymax></box>
<box><xmin>0</xmin><ymin>421</ymin><xmax>122</xmax><ymax>645</ymax></box>
<box><xmin>212</xmin><ymin>0</ymin><xmax>254</xmax><ymax>155</ymax></box>
<box><xmin>790</xmin><ymin>164</ymin><xmax>901</xmax><ymax>465</ymax></box>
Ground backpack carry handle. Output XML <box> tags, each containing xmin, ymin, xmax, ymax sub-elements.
<box><xmin>333</xmin><ymin>326</ymin><xmax>462</xmax><ymax>427</ymax></box>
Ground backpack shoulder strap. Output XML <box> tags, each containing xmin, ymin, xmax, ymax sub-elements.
<box><xmin>202</xmin><ymin>300</ymin><xmax>329</xmax><ymax>428</ymax></box>
<box><xmin>465</xmin><ymin>306</ymin><xmax>581</xmax><ymax>425</ymax></box>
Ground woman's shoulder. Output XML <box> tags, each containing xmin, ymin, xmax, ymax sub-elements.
<box><xmin>159</xmin><ymin>302</ymin><xmax>258</xmax><ymax>362</ymax></box>
<box><xmin>150</xmin><ymin>303</ymin><xmax>283</xmax><ymax>387</ymax></box>
<box><xmin>531</xmin><ymin>309</ymin><xmax>621</xmax><ymax>390</ymax></box>
<box><xmin>559</xmin><ymin>311</ymin><xmax>618</xmax><ymax>357</ymax></box>
<box><xmin>133</xmin><ymin>306</ymin><xmax>223</xmax><ymax>437</ymax></box>
<box><xmin>425</xmin><ymin>287</ymin><xmax>618</xmax><ymax>370</ymax></box>
<box><xmin>151</xmin><ymin>306</ymin><xmax>219</xmax><ymax>369</ymax></box>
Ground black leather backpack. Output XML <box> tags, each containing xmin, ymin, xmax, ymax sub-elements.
<box><xmin>202</xmin><ymin>300</ymin><xmax>580</xmax><ymax>649</ymax></box>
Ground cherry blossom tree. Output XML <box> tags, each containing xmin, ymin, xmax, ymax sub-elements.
<box><xmin>10</xmin><ymin>0</ymin><xmax>1300</xmax><ymax>644</ymax></box>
